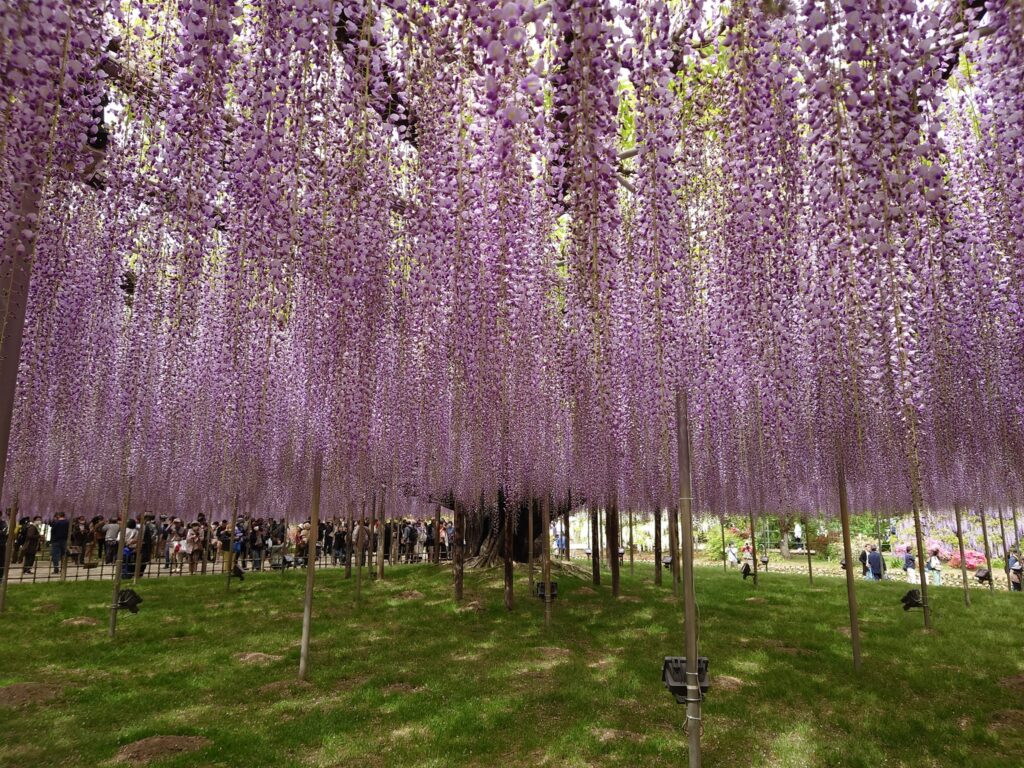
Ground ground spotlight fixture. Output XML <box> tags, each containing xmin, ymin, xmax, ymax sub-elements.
<box><xmin>900</xmin><ymin>589</ymin><xmax>923</xmax><ymax>611</ymax></box>
<box><xmin>117</xmin><ymin>589</ymin><xmax>143</xmax><ymax>614</ymax></box>
<box><xmin>663</xmin><ymin>656</ymin><xmax>710</xmax><ymax>703</ymax></box>
<box><xmin>760</xmin><ymin>555</ymin><xmax>769</xmax><ymax>570</ymax></box>
<box><xmin>975</xmin><ymin>568</ymin><xmax>992</xmax><ymax>585</ymax></box>
<box><xmin>534</xmin><ymin>581</ymin><xmax>557</xmax><ymax>600</ymax></box>
<box><xmin>233</xmin><ymin>563</ymin><xmax>245</xmax><ymax>581</ymax></box>
<box><xmin>741</xmin><ymin>562</ymin><xmax>752</xmax><ymax>580</ymax></box>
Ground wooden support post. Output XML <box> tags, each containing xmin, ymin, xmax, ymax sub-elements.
<box><xmin>675</xmin><ymin>390</ymin><xmax>702</xmax><ymax>768</ymax></box>
<box><xmin>720</xmin><ymin>517</ymin><xmax>727</xmax><ymax>573</ymax></box>
<box><xmin>654</xmin><ymin>506</ymin><xmax>662</xmax><ymax>586</ymax></box>
<box><xmin>667</xmin><ymin>506</ymin><xmax>679</xmax><ymax>596</ymax></box>
<box><xmin>226</xmin><ymin>493</ymin><xmax>239</xmax><ymax>590</ymax></box>
<box><xmin>747</xmin><ymin>509</ymin><xmax>759</xmax><ymax>588</ymax></box>
<box><xmin>607</xmin><ymin>497</ymin><xmax>620</xmax><ymax>597</ymax></box>
<box><xmin>837</xmin><ymin>457</ymin><xmax>862</xmax><ymax>672</ymax></box>
<box><xmin>298</xmin><ymin>451</ymin><xmax>323</xmax><ymax>681</ymax></box>
<box><xmin>368</xmin><ymin>491</ymin><xmax>376</xmax><ymax>574</ymax></box>
<box><xmin>60</xmin><ymin>512</ymin><xmax>74</xmax><ymax>582</ymax></box>
<box><xmin>0</xmin><ymin>504</ymin><xmax>18</xmax><ymax>613</ymax></box>
<box><xmin>564</xmin><ymin>501</ymin><xmax>571</xmax><ymax>560</ymax></box>
<box><xmin>628</xmin><ymin>508</ymin><xmax>634</xmax><ymax>576</ymax></box>
<box><xmin>590</xmin><ymin>507</ymin><xmax>600</xmax><ymax>586</ymax></box>
<box><xmin>132</xmin><ymin>512</ymin><xmax>145</xmax><ymax>584</ymax></box>
<box><xmin>376</xmin><ymin>492</ymin><xmax>385</xmax><ymax>580</ymax></box>
<box><xmin>108</xmin><ymin>478</ymin><xmax>132</xmax><ymax>638</ymax></box>
<box><xmin>980</xmin><ymin>507</ymin><xmax>994</xmax><ymax>592</ymax></box>
<box><xmin>433</xmin><ymin>503</ymin><xmax>441</xmax><ymax>564</ymax></box>
<box><xmin>803</xmin><ymin>517</ymin><xmax>813</xmax><ymax>585</ymax></box>
<box><xmin>953</xmin><ymin>503</ymin><xmax>970</xmax><ymax>607</ymax></box>
<box><xmin>501</xmin><ymin>487</ymin><xmax>513</xmax><ymax>611</ymax></box>
<box><xmin>345</xmin><ymin>503</ymin><xmax>353</xmax><ymax>579</ymax></box>
<box><xmin>542</xmin><ymin>494</ymin><xmax>552</xmax><ymax>626</ymax></box>
<box><xmin>453</xmin><ymin>500</ymin><xmax>465</xmax><ymax>601</ymax></box>
<box><xmin>528</xmin><ymin>498</ymin><xmax>535</xmax><ymax>593</ymax></box>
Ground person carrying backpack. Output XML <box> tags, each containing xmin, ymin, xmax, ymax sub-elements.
<box><xmin>925</xmin><ymin>548</ymin><xmax>943</xmax><ymax>586</ymax></box>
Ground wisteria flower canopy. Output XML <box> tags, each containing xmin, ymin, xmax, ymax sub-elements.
<box><xmin>0</xmin><ymin>0</ymin><xmax>1021</xmax><ymax>525</ymax></box>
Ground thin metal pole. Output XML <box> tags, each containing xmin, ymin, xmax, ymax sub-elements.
<box><xmin>132</xmin><ymin>512</ymin><xmax>145</xmax><ymax>584</ymax></box>
<box><xmin>298</xmin><ymin>450</ymin><xmax>322</xmax><ymax>681</ymax></box>
<box><xmin>607</xmin><ymin>496</ymin><xmax>620</xmax><ymax>597</ymax></box>
<box><xmin>953</xmin><ymin>503</ymin><xmax>970</xmax><ymax>607</ymax></box>
<box><xmin>837</xmin><ymin>457</ymin><xmax>862</xmax><ymax>672</ymax></box>
<box><xmin>675</xmin><ymin>390</ymin><xmax>701</xmax><ymax>768</ymax></box>
<box><xmin>501</xmin><ymin>487</ymin><xmax>513</xmax><ymax>610</ymax></box>
<box><xmin>453</xmin><ymin>499</ymin><xmax>465</xmax><ymax>601</ymax></box>
<box><xmin>376</xmin><ymin>489</ymin><xmax>385</xmax><ymax>580</ymax></box>
<box><xmin>747</xmin><ymin>509</ymin><xmax>759</xmax><ymax>588</ymax></box>
<box><xmin>668</xmin><ymin>505</ymin><xmax>679</xmax><ymax>596</ymax></box>
<box><xmin>803</xmin><ymin>517</ymin><xmax>813</xmax><ymax>585</ymax></box>
<box><xmin>108</xmin><ymin>478</ymin><xmax>132</xmax><ymax>638</ymax></box>
<box><xmin>654</xmin><ymin>506</ymin><xmax>662</xmax><ymax>585</ymax></box>
<box><xmin>590</xmin><ymin>506</ymin><xmax>600</xmax><ymax>586</ymax></box>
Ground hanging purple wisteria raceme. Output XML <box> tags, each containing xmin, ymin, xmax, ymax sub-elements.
<box><xmin>0</xmin><ymin>0</ymin><xmax>1021</xmax><ymax>540</ymax></box>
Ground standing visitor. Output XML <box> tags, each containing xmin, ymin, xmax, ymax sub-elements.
<box><xmin>251</xmin><ymin>526</ymin><xmax>266</xmax><ymax>571</ymax></box>
<box><xmin>867</xmin><ymin>545</ymin><xmax>884</xmax><ymax>581</ymax></box>
<box><xmin>49</xmin><ymin>513</ymin><xmax>70</xmax><ymax>574</ymax></box>
<box><xmin>0</xmin><ymin>517</ymin><xmax>7</xmax><ymax>578</ymax></box>
<box><xmin>21</xmin><ymin>517</ymin><xmax>40</xmax><ymax>574</ymax></box>
<box><xmin>103</xmin><ymin>517</ymin><xmax>120</xmax><ymax>564</ymax></box>
<box><xmin>859</xmin><ymin>545</ymin><xmax>870</xmax><ymax>577</ymax></box>
<box><xmin>1009</xmin><ymin>549</ymin><xmax>1022</xmax><ymax>592</ymax></box>
<box><xmin>186</xmin><ymin>523</ymin><xmax>202</xmax><ymax>574</ymax></box>
<box><xmin>903</xmin><ymin>547</ymin><xmax>917</xmax><ymax>584</ymax></box>
<box><xmin>88</xmin><ymin>516</ymin><xmax>105</xmax><ymax>563</ymax></box>
<box><xmin>726</xmin><ymin>543</ymin><xmax>739</xmax><ymax>568</ymax></box>
<box><xmin>926</xmin><ymin>548</ymin><xmax>943</xmax><ymax>586</ymax></box>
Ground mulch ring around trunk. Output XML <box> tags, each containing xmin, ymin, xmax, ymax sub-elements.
<box><xmin>113</xmin><ymin>736</ymin><xmax>211</xmax><ymax>765</ymax></box>
<box><xmin>0</xmin><ymin>682</ymin><xmax>62</xmax><ymax>708</ymax></box>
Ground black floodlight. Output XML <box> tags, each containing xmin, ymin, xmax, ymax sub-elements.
<box><xmin>975</xmin><ymin>567</ymin><xmax>992</xmax><ymax>585</ymax></box>
<box><xmin>662</xmin><ymin>656</ymin><xmax>710</xmax><ymax>703</ymax></box>
<box><xmin>534</xmin><ymin>581</ymin><xmax>558</xmax><ymax>600</ymax></box>
<box><xmin>117</xmin><ymin>589</ymin><xmax>143</xmax><ymax>614</ymax></box>
<box><xmin>741</xmin><ymin>562</ymin><xmax>752</xmax><ymax>580</ymax></box>
<box><xmin>900</xmin><ymin>589</ymin><xmax>923</xmax><ymax>611</ymax></box>
<box><xmin>662</xmin><ymin>555</ymin><xmax>673</xmax><ymax>567</ymax></box>
<box><xmin>760</xmin><ymin>555</ymin><xmax>769</xmax><ymax>570</ymax></box>
<box><xmin>233</xmin><ymin>563</ymin><xmax>245</xmax><ymax>581</ymax></box>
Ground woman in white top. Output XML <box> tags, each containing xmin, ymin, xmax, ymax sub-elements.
<box><xmin>926</xmin><ymin>548</ymin><xmax>943</xmax><ymax>586</ymax></box>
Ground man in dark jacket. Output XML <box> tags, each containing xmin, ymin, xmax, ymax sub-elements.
<box><xmin>21</xmin><ymin>518</ymin><xmax>40</xmax><ymax>574</ymax></box>
<box><xmin>867</xmin><ymin>544</ymin><xmax>885</xmax><ymax>581</ymax></box>
<box><xmin>49</xmin><ymin>513</ymin><xmax>70</xmax><ymax>574</ymax></box>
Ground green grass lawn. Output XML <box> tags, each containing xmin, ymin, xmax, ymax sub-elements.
<box><xmin>1</xmin><ymin>561</ymin><xmax>1022</xmax><ymax>768</ymax></box>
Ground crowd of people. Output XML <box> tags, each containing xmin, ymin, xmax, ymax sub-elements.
<box><xmin>0</xmin><ymin>513</ymin><xmax>456</xmax><ymax>579</ymax></box>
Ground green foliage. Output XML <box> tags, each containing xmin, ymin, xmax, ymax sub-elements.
<box><xmin>1</xmin><ymin>564</ymin><xmax>1021</xmax><ymax>768</ymax></box>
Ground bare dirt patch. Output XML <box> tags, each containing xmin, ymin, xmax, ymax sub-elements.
<box><xmin>456</xmin><ymin>600</ymin><xmax>483</xmax><ymax>613</ymax></box>
<box><xmin>989</xmin><ymin>710</ymin><xmax>1024</xmax><ymax>732</ymax></box>
<box><xmin>591</xmin><ymin>727</ymin><xmax>644</xmax><ymax>743</ymax></box>
<box><xmin>382</xmin><ymin>682</ymin><xmax>425</xmax><ymax>694</ymax></box>
<box><xmin>715</xmin><ymin>675</ymin><xmax>746</xmax><ymax>691</ymax></box>
<box><xmin>745</xmin><ymin>597</ymin><xmax>766</xmax><ymax>604</ymax></box>
<box><xmin>114</xmin><ymin>735</ymin><xmax>210</xmax><ymax>765</ymax></box>
<box><xmin>577</xmin><ymin>587</ymin><xmax>596</xmax><ymax>595</ymax></box>
<box><xmin>235</xmin><ymin>652</ymin><xmax>282</xmax><ymax>665</ymax></box>
<box><xmin>999</xmin><ymin>675</ymin><xmax>1024</xmax><ymax>692</ymax></box>
<box><xmin>391</xmin><ymin>725</ymin><xmax>428</xmax><ymax>739</ymax></box>
<box><xmin>333</xmin><ymin>675</ymin><xmax>369</xmax><ymax>692</ymax></box>
<box><xmin>0</xmin><ymin>682</ymin><xmax>61</xmax><ymax>708</ymax></box>
<box><xmin>536</xmin><ymin>646</ymin><xmax>570</xmax><ymax>656</ymax></box>
<box><xmin>61</xmin><ymin>616</ymin><xmax>99</xmax><ymax>627</ymax></box>
<box><xmin>836</xmin><ymin>626</ymin><xmax>865</xmax><ymax>637</ymax></box>
<box><xmin>257</xmin><ymin>679</ymin><xmax>311</xmax><ymax>696</ymax></box>
<box><xmin>617</xmin><ymin>595</ymin><xmax>641</xmax><ymax>603</ymax></box>
<box><xmin>398</xmin><ymin>590</ymin><xmax>425</xmax><ymax>600</ymax></box>
<box><xmin>35</xmin><ymin>603</ymin><xmax>59</xmax><ymax>613</ymax></box>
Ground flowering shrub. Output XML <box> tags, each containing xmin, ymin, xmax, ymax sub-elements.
<box><xmin>948</xmin><ymin>550</ymin><xmax>988</xmax><ymax>571</ymax></box>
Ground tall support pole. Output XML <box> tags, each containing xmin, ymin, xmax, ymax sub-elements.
<box><xmin>654</xmin><ymin>506</ymin><xmax>662</xmax><ymax>585</ymax></box>
<box><xmin>953</xmin><ymin>503</ymin><xmax>970</xmax><ymax>607</ymax></box>
<box><xmin>720</xmin><ymin>517</ymin><xmax>727</xmax><ymax>573</ymax></box>
<box><xmin>501</xmin><ymin>487</ymin><xmax>513</xmax><ymax>611</ymax></box>
<box><xmin>0</xmin><ymin>180</ymin><xmax>42</xmax><ymax>536</ymax></box>
<box><xmin>298</xmin><ymin>451</ymin><xmax>322</xmax><ymax>681</ymax></box>
<box><xmin>590</xmin><ymin>507</ymin><xmax>601</xmax><ymax>586</ymax></box>
<box><xmin>909</xmin><ymin>479</ymin><xmax>932</xmax><ymax>629</ymax></box>
<box><xmin>368</xmin><ymin>491</ymin><xmax>377</xmax><ymax>574</ymax></box>
<box><xmin>747</xmin><ymin>509</ymin><xmax>759</xmax><ymax>588</ymax></box>
<box><xmin>979</xmin><ymin>507</ymin><xmax>994</xmax><ymax>592</ymax></box>
<box><xmin>607</xmin><ymin>496</ymin><xmax>620</xmax><ymax>597</ymax></box>
<box><xmin>355</xmin><ymin>501</ymin><xmax>365</xmax><ymax>604</ymax></box>
<box><xmin>836</xmin><ymin>457</ymin><xmax>862</xmax><ymax>671</ymax></box>
<box><xmin>108</xmin><ymin>478</ymin><xmax>132</xmax><ymax>638</ymax></box>
<box><xmin>375</xmin><ymin>491</ymin><xmax>385</xmax><ymax>580</ymax></box>
<box><xmin>997</xmin><ymin>505</ymin><xmax>1011</xmax><ymax>592</ymax></box>
<box><xmin>0</xmin><ymin>503</ymin><xmax>18</xmax><ymax>613</ymax></box>
<box><xmin>132</xmin><ymin>512</ymin><xmax>145</xmax><ymax>584</ymax></box>
<box><xmin>528</xmin><ymin>499</ymin><xmax>535</xmax><ymax>593</ymax></box>
<box><xmin>542</xmin><ymin>494</ymin><xmax>552</xmax><ymax>626</ymax></box>
<box><xmin>433</xmin><ymin>503</ymin><xmax>441</xmax><ymax>565</ymax></box>
<box><xmin>803</xmin><ymin>517</ymin><xmax>813</xmax><ymax>585</ymax></box>
<box><xmin>226</xmin><ymin>492</ymin><xmax>239</xmax><ymax>591</ymax></box>
<box><xmin>564</xmin><ymin>500</ymin><xmax>571</xmax><ymax>560</ymax></box>
<box><xmin>628</xmin><ymin>508</ymin><xmax>635</xmax><ymax>576</ymax></box>
<box><xmin>1012</xmin><ymin>504</ymin><xmax>1020</xmax><ymax>551</ymax></box>
<box><xmin>453</xmin><ymin>500</ymin><xmax>465</xmax><ymax>601</ymax></box>
<box><xmin>675</xmin><ymin>390</ymin><xmax>702</xmax><ymax>768</ymax></box>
